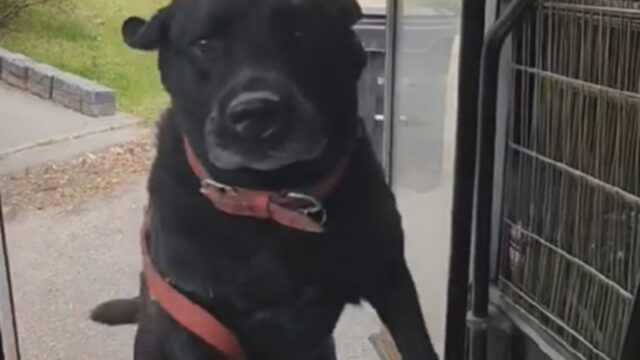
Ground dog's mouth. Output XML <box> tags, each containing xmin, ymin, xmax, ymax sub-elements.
<box><xmin>205</xmin><ymin>129</ymin><xmax>328</xmax><ymax>171</ymax></box>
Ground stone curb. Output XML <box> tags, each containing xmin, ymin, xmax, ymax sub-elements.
<box><xmin>0</xmin><ymin>47</ymin><xmax>116</xmax><ymax>117</ymax></box>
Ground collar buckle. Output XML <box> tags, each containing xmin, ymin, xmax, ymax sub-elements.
<box><xmin>285</xmin><ymin>192</ymin><xmax>327</xmax><ymax>225</ymax></box>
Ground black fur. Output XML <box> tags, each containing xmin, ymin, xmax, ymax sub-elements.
<box><xmin>92</xmin><ymin>0</ymin><xmax>439</xmax><ymax>359</ymax></box>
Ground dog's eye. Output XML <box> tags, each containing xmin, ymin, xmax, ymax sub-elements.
<box><xmin>191</xmin><ymin>38</ymin><xmax>223</xmax><ymax>59</ymax></box>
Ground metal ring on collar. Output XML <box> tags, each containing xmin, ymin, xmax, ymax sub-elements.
<box><xmin>201</xmin><ymin>178</ymin><xmax>238</xmax><ymax>195</ymax></box>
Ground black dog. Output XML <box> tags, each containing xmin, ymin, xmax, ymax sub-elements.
<box><xmin>91</xmin><ymin>0</ymin><xmax>439</xmax><ymax>359</ymax></box>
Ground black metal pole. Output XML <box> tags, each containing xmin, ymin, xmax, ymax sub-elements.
<box><xmin>443</xmin><ymin>0</ymin><xmax>486</xmax><ymax>359</ymax></box>
<box><xmin>382</xmin><ymin>0</ymin><xmax>399</xmax><ymax>184</ymax></box>
<box><xmin>620</xmin><ymin>283</ymin><xmax>640</xmax><ymax>360</ymax></box>
<box><xmin>468</xmin><ymin>1</ymin><xmax>534</xmax><ymax>360</ymax></box>
<box><xmin>0</xmin><ymin>194</ymin><xmax>19</xmax><ymax>360</ymax></box>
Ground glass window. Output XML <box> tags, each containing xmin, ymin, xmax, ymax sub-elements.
<box><xmin>391</xmin><ymin>0</ymin><xmax>460</xmax><ymax>354</ymax></box>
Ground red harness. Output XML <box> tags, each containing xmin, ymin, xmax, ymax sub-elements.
<box><xmin>141</xmin><ymin>137</ymin><xmax>349</xmax><ymax>358</ymax></box>
<box><xmin>141</xmin><ymin>219</ymin><xmax>246</xmax><ymax>359</ymax></box>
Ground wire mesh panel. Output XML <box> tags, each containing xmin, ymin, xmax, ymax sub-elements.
<box><xmin>498</xmin><ymin>1</ymin><xmax>640</xmax><ymax>359</ymax></box>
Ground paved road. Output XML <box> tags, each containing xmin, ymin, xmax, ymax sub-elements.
<box><xmin>6</xmin><ymin>178</ymin><xmax>383</xmax><ymax>360</ymax></box>
<box><xmin>6</xmin><ymin>176</ymin><xmax>454</xmax><ymax>360</ymax></box>
<box><xmin>5</xmin><ymin>171</ymin><xmax>455</xmax><ymax>360</ymax></box>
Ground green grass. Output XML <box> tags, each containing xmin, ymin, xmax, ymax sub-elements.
<box><xmin>0</xmin><ymin>0</ymin><xmax>169</xmax><ymax>120</ymax></box>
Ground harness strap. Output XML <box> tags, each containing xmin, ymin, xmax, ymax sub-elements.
<box><xmin>140</xmin><ymin>219</ymin><xmax>246</xmax><ymax>360</ymax></box>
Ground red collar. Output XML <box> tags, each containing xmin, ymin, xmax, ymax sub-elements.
<box><xmin>183</xmin><ymin>137</ymin><xmax>349</xmax><ymax>233</ymax></box>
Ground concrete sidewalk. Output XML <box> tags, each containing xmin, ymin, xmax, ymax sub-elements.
<box><xmin>0</xmin><ymin>82</ymin><xmax>144</xmax><ymax>174</ymax></box>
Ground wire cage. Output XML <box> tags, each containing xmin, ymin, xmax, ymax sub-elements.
<box><xmin>497</xmin><ymin>1</ymin><xmax>640</xmax><ymax>359</ymax></box>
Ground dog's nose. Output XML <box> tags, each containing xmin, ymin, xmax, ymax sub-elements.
<box><xmin>226</xmin><ymin>91</ymin><xmax>282</xmax><ymax>138</ymax></box>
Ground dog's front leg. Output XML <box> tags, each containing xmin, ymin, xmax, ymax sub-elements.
<box><xmin>365</xmin><ymin>260</ymin><xmax>439</xmax><ymax>360</ymax></box>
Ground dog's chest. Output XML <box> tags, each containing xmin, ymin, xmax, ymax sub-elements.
<box><xmin>154</xmin><ymin>231</ymin><xmax>336</xmax><ymax>311</ymax></box>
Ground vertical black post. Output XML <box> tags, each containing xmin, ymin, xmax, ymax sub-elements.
<box><xmin>0</xmin><ymin>194</ymin><xmax>19</xmax><ymax>360</ymax></box>
<box><xmin>382</xmin><ymin>0</ymin><xmax>399</xmax><ymax>184</ymax></box>
<box><xmin>620</xmin><ymin>284</ymin><xmax>640</xmax><ymax>360</ymax></box>
<box><xmin>443</xmin><ymin>0</ymin><xmax>486</xmax><ymax>359</ymax></box>
<box><xmin>468</xmin><ymin>1</ymin><xmax>534</xmax><ymax>360</ymax></box>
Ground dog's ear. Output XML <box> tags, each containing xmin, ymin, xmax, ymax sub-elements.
<box><xmin>341</xmin><ymin>0</ymin><xmax>363</xmax><ymax>27</ymax></box>
<box><xmin>122</xmin><ymin>6</ymin><xmax>173</xmax><ymax>50</ymax></box>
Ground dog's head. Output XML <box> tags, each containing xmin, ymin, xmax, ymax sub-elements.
<box><xmin>123</xmin><ymin>0</ymin><xmax>366</xmax><ymax>187</ymax></box>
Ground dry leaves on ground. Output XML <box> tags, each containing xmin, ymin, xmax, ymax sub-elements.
<box><xmin>1</xmin><ymin>131</ymin><xmax>154</xmax><ymax>218</ymax></box>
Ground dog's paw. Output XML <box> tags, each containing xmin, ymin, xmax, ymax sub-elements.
<box><xmin>90</xmin><ymin>297</ymin><xmax>140</xmax><ymax>326</ymax></box>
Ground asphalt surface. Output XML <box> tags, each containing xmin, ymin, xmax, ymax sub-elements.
<box><xmin>6</xmin><ymin>178</ymin><xmax>384</xmax><ymax>359</ymax></box>
<box><xmin>6</xmin><ymin>177</ymin><xmax>453</xmax><ymax>360</ymax></box>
